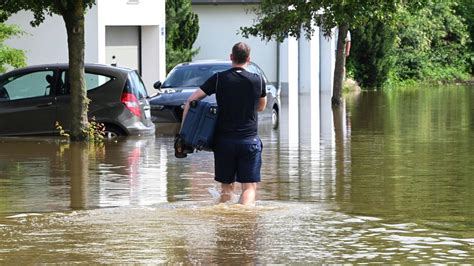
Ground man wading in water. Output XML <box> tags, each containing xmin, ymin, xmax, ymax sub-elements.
<box><xmin>182</xmin><ymin>42</ymin><xmax>267</xmax><ymax>205</ymax></box>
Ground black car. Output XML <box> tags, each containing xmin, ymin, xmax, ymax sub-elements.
<box><xmin>0</xmin><ymin>64</ymin><xmax>155</xmax><ymax>138</ymax></box>
<box><xmin>149</xmin><ymin>60</ymin><xmax>280</xmax><ymax>129</ymax></box>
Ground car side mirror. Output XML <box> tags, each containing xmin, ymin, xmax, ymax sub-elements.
<box><xmin>153</xmin><ymin>81</ymin><xmax>162</xmax><ymax>90</ymax></box>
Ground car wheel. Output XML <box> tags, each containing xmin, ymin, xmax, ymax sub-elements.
<box><xmin>272</xmin><ymin>107</ymin><xmax>279</xmax><ymax>130</ymax></box>
<box><xmin>103</xmin><ymin>125</ymin><xmax>124</xmax><ymax>140</ymax></box>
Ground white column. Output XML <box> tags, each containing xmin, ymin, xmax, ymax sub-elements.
<box><xmin>141</xmin><ymin>0</ymin><xmax>165</xmax><ymax>93</ymax></box>
<box><xmin>319</xmin><ymin>28</ymin><xmax>336</xmax><ymax>95</ymax></box>
<box><xmin>278</xmin><ymin>37</ymin><xmax>299</xmax><ymax>199</ymax></box>
<box><xmin>298</xmin><ymin>28</ymin><xmax>323</xmax><ymax>200</ymax></box>
<box><xmin>319</xmin><ymin>27</ymin><xmax>337</xmax><ymax>142</ymax></box>
<box><xmin>298</xmin><ymin>28</ymin><xmax>320</xmax><ymax>147</ymax></box>
<box><xmin>157</xmin><ymin>0</ymin><xmax>166</xmax><ymax>81</ymax></box>
<box><xmin>141</xmin><ymin>26</ymin><xmax>161</xmax><ymax>95</ymax></box>
<box><xmin>278</xmin><ymin>37</ymin><xmax>299</xmax><ymax>145</ymax></box>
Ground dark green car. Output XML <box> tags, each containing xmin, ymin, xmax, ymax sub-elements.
<box><xmin>0</xmin><ymin>64</ymin><xmax>155</xmax><ymax>138</ymax></box>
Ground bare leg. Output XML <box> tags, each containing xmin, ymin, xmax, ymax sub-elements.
<box><xmin>220</xmin><ymin>183</ymin><xmax>235</xmax><ymax>203</ymax></box>
<box><xmin>239</xmin><ymin>183</ymin><xmax>257</xmax><ymax>205</ymax></box>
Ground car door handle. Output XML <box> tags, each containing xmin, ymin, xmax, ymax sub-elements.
<box><xmin>37</xmin><ymin>102</ymin><xmax>53</xmax><ymax>107</ymax></box>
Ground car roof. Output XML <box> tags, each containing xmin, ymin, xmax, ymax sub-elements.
<box><xmin>175</xmin><ymin>60</ymin><xmax>232</xmax><ymax>67</ymax></box>
<box><xmin>0</xmin><ymin>63</ymin><xmax>134</xmax><ymax>78</ymax></box>
<box><xmin>173</xmin><ymin>60</ymin><xmax>264</xmax><ymax>69</ymax></box>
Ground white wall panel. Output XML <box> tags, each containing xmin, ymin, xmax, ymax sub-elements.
<box><xmin>98</xmin><ymin>0</ymin><xmax>163</xmax><ymax>26</ymax></box>
<box><xmin>105</xmin><ymin>26</ymin><xmax>140</xmax><ymax>71</ymax></box>
<box><xmin>192</xmin><ymin>5</ymin><xmax>277</xmax><ymax>83</ymax></box>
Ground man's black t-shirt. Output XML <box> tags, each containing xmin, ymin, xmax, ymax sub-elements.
<box><xmin>200</xmin><ymin>66</ymin><xmax>266</xmax><ymax>139</ymax></box>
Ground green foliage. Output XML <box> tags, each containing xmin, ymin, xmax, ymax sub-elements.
<box><xmin>240</xmin><ymin>1</ymin><xmax>424</xmax><ymax>41</ymax></box>
<box><xmin>348</xmin><ymin>19</ymin><xmax>396</xmax><ymax>89</ymax></box>
<box><xmin>56</xmin><ymin>118</ymin><xmax>105</xmax><ymax>143</ymax></box>
<box><xmin>55</xmin><ymin>121</ymin><xmax>70</xmax><ymax>138</ymax></box>
<box><xmin>454</xmin><ymin>0</ymin><xmax>474</xmax><ymax>74</ymax></box>
<box><xmin>83</xmin><ymin>118</ymin><xmax>105</xmax><ymax>143</ymax></box>
<box><xmin>0</xmin><ymin>1</ymin><xmax>96</xmax><ymax>24</ymax></box>
<box><xmin>392</xmin><ymin>1</ymin><xmax>471</xmax><ymax>82</ymax></box>
<box><xmin>0</xmin><ymin>23</ymin><xmax>26</xmax><ymax>72</ymax></box>
<box><xmin>239</xmin><ymin>0</ymin><xmax>426</xmax><ymax>104</ymax></box>
<box><xmin>166</xmin><ymin>0</ymin><xmax>199</xmax><ymax>73</ymax></box>
<box><xmin>384</xmin><ymin>78</ymin><xmax>426</xmax><ymax>91</ymax></box>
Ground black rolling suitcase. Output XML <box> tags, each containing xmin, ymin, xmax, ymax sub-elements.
<box><xmin>179</xmin><ymin>100</ymin><xmax>218</xmax><ymax>151</ymax></box>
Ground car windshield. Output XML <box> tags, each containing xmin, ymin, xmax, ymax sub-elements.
<box><xmin>162</xmin><ymin>64</ymin><xmax>231</xmax><ymax>88</ymax></box>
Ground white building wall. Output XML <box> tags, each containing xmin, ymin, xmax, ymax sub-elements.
<box><xmin>98</xmin><ymin>0</ymin><xmax>163</xmax><ymax>26</ymax></box>
<box><xmin>98</xmin><ymin>0</ymin><xmax>166</xmax><ymax>93</ymax></box>
<box><xmin>191</xmin><ymin>5</ymin><xmax>277</xmax><ymax>84</ymax></box>
<box><xmin>5</xmin><ymin>8</ymin><xmax>100</xmax><ymax>65</ymax></box>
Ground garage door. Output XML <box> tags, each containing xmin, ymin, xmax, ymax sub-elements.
<box><xmin>105</xmin><ymin>26</ymin><xmax>140</xmax><ymax>72</ymax></box>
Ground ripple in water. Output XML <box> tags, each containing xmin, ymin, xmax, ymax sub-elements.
<box><xmin>0</xmin><ymin>201</ymin><xmax>472</xmax><ymax>264</ymax></box>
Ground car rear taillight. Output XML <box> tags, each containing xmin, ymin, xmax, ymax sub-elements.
<box><xmin>121</xmin><ymin>92</ymin><xmax>141</xmax><ymax>117</ymax></box>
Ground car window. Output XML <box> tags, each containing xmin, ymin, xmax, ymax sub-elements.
<box><xmin>247</xmin><ymin>63</ymin><xmax>268</xmax><ymax>83</ymax></box>
<box><xmin>85</xmin><ymin>73</ymin><xmax>112</xmax><ymax>90</ymax></box>
<box><xmin>162</xmin><ymin>64</ymin><xmax>231</xmax><ymax>88</ymax></box>
<box><xmin>246</xmin><ymin>64</ymin><xmax>259</xmax><ymax>74</ymax></box>
<box><xmin>123</xmin><ymin>71</ymin><xmax>148</xmax><ymax>99</ymax></box>
<box><xmin>59</xmin><ymin>71</ymin><xmax>113</xmax><ymax>95</ymax></box>
<box><xmin>0</xmin><ymin>70</ymin><xmax>55</xmax><ymax>101</ymax></box>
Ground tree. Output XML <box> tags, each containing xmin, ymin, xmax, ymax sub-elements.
<box><xmin>166</xmin><ymin>0</ymin><xmax>199</xmax><ymax>73</ymax></box>
<box><xmin>348</xmin><ymin>19</ymin><xmax>396</xmax><ymax>89</ymax></box>
<box><xmin>0</xmin><ymin>23</ymin><xmax>26</xmax><ymax>72</ymax></box>
<box><xmin>241</xmin><ymin>1</ymin><xmax>422</xmax><ymax>105</ymax></box>
<box><xmin>454</xmin><ymin>0</ymin><xmax>473</xmax><ymax>75</ymax></box>
<box><xmin>0</xmin><ymin>0</ymin><xmax>96</xmax><ymax>141</ymax></box>
<box><xmin>392</xmin><ymin>1</ymin><xmax>470</xmax><ymax>82</ymax></box>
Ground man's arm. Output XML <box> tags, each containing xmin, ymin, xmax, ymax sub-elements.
<box><xmin>345</xmin><ymin>41</ymin><xmax>351</xmax><ymax>57</ymax></box>
<box><xmin>181</xmin><ymin>88</ymin><xmax>208</xmax><ymax>128</ymax></box>
<box><xmin>345</xmin><ymin>31</ymin><xmax>351</xmax><ymax>57</ymax></box>
<box><xmin>257</xmin><ymin>96</ymin><xmax>267</xmax><ymax>112</ymax></box>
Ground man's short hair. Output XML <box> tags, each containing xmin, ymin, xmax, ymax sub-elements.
<box><xmin>232</xmin><ymin>42</ymin><xmax>250</xmax><ymax>64</ymax></box>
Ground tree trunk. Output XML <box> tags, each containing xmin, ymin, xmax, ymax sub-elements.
<box><xmin>332</xmin><ymin>23</ymin><xmax>349</xmax><ymax>106</ymax></box>
<box><xmin>63</xmin><ymin>2</ymin><xmax>88</xmax><ymax>141</ymax></box>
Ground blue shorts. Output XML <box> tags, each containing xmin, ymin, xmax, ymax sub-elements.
<box><xmin>213</xmin><ymin>137</ymin><xmax>263</xmax><ymax>184</ymax></box>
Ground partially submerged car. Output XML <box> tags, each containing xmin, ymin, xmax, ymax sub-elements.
<box><xmin>149</xmin><ymin>60</ymin><xmax>280</xmax><ymax>129</ymax></box>
<box><xmin>0</xmin><ymin>64</ymin><xmax>155</xmax><ymax>138</ymax></box>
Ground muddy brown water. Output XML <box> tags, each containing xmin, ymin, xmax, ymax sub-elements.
<box><xmin>0</xmin><ymin>86</ymin><xmax>473</xmax><ymax>263</ymax></box>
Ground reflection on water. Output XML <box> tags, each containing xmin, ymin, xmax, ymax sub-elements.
<box><xmin>0</xmin><ymin>85</ymin><xmax>473</xmax><ymax>263</ymax></box>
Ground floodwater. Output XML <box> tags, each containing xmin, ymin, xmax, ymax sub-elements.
<box><xmin>0</xmin><ymin>85</ymin><xmax>473</xmax><ymax>264</ymax></box>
